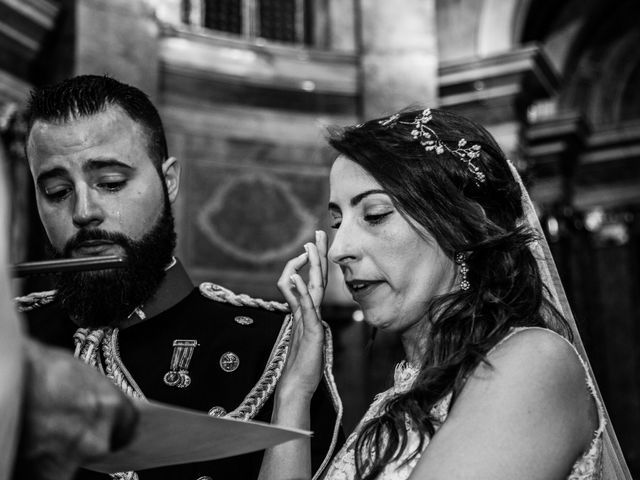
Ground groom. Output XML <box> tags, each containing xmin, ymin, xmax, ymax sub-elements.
<box><xmin>19</xmin><ymin>74</ymin><xmax>342</xmax><ymax>479</ymax></box>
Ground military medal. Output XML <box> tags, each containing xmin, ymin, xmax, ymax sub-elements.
<box><xmin>163</xmin><ymin>339</ymin><xmax>199</xmax><ymax>388</ymax></box>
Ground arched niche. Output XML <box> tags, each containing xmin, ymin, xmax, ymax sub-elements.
<box><xmin>518</xmin><ymin>0</ymin><xmax>640</xmax><ymax>126</ymax></box>
<box><xmin>559</xmin><ymin>1</ymin><xmax>640</xmax><ymax>125</ymax></box>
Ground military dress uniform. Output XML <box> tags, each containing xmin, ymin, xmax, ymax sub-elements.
<box><xmin>20</xmin><ymin>259</ymin><xmax>343</xmax><ymax>480</ymax></box>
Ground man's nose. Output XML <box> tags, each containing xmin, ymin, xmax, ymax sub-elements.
<box><xmin>72</xmin><ymin>186</ymin><xmax>104</xmax><ymax>228</ymax></box>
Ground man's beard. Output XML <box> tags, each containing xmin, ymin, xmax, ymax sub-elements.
<box><xmin>49</xmin><ymin>200</ymin><xmax>176</xmax><ymax>328</ymax></box>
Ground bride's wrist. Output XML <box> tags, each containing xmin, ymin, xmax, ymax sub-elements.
<box><xmin>275</xmin><ymin>384</ymin><xmax>314</xmax><ymax>406</ymax></box>
<box><xmin>272</xmin><ymin>390</ymin><xmax>312</xmax><ymax>428</ymax></box>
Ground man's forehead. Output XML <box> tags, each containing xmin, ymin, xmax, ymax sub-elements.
<box><xmin>31</xmin><ymin>106</ymin><xmax>140</xmax><ymax>134</ymax></box>
<box><xmin>28</xmin><ymin>108</ymin><xmax>145</xmax><ymax>158</ymax></box>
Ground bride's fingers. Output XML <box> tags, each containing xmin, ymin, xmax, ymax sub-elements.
<box><xmin>305</xmin><ymin>243</ymin><xmax>324</xmax><ymax>307</ymax></box>
<box><xmin>278</xmin><ymin>251</ymin><xmax>309</xmax><ymax>282</ymax></box>
<box><xmin>285</xmin><ymin>280</ymin><xmax>302</xmax><ymax>318</ymax></box>
<box><xmin>290</xmin><ymin>274</ymin><xmax>323</xmax><ymax>336</ymax></box>
<box><xmin>277</xmin><ymin>252</ymin><xmax>308</xmax><ymax>309</ymax></box>
<box><xmin>315</xmin><ymin>230</ymin><xmax>328</xmax><ymax>288</ymax></box>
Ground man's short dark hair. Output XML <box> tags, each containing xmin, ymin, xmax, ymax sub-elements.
<box><xmin>25</xmin><ymin>75</ymin><xmax>168</xmax><ymax>169</ymax></box>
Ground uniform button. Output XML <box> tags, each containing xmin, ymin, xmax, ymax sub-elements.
<box><xmin>208</xmin><ymin>406</ymin><xmax>227</xmax><ymax>417</ymax></box>
<box><xmin>219</xmin><ymin>352</ymin><xmax>240</xmax><ymax>372</ymax></box>
<box><xmin>234</xmin><ymin>315</ymin><xmax>254</xmax><ymax>325</ymax></box>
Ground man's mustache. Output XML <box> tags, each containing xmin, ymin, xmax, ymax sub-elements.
<box><xmin>63</xmin><ymin>229</ymin><xmax>132</xmax><ymax>257</ymax></box>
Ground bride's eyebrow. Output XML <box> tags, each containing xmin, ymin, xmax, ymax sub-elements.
<box><xmin>349</xmin><ymin>189</ymin><xmax>387</xmax><ymax>206</ymax></box>
<box><xmin>327</xmin><ymin>189</ymin><xmax>388</xmax><ymax>212</ymax></box>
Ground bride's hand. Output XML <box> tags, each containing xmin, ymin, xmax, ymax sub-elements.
<box><xmin>276</xmin><ymin>231</ymin><xmax>328</xmax><ymax>400</ymax></box>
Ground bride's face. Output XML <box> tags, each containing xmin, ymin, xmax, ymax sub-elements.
<box><xmin>328</xmin><ymin>155</ymin><xmax>457</xmax><ymax>335</ymax></box>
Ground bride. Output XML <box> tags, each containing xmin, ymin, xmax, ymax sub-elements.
<box><xmin>258</xmin><ymin>108</ymin><xmax>631</xmax><ymax>480</ymax></box>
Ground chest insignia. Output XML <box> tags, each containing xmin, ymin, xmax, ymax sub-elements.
<box><xmin>234</xmin><ymin>315</ymin><xmax>254</xmax><ymax>325</ymax></box>
<box><xmin>163</xmin><ymin>339</ymin><xmax>199</xmax><ymax>388</ymax></box>
<box><xmin>219</xmin><ymin>351</ymin><xmax>240</xmax><ymax>372</ymax></box>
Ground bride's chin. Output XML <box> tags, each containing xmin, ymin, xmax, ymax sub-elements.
<box><xmin>361</xmin><ymin>310</ymin><xmax>393</xmax><ymax>330</ymax></box>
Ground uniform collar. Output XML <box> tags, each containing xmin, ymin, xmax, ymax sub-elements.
<box><xmin>120</xmin><ymin>257</ymin><xmax>194</xmax><ymax>329</ymax></box>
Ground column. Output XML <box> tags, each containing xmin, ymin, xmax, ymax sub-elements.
<box><xmin>358</xmin><ymin>0</ymin><xmax>438</xmax><ymax>118</ymax></box>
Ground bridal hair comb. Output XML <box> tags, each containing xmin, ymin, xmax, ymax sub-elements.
<box><xmin>376</xmin><ymin>109</ymin><xmax>486</xmax><ymax>186</ymax></box>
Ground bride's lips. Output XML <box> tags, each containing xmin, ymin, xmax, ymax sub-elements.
<box><xmin>345</xmin><ymin>279</ymin><xmax>384</xmax><ymax>301</ymax></box>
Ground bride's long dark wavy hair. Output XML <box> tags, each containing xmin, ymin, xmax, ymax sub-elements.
<box><xmin>328</xmin><ymin>108</ymin><xmax>572</xmax><ymax>479</ymax></box>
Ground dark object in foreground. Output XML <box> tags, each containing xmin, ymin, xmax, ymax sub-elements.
<box><xmin>11</xmin><ymin>256</ymin><xmax>127</xmax><ymax>277</ymax></box>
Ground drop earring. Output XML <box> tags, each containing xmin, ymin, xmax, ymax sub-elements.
<box><xmin>455</xmin><ymin>252</ymin><xmax>470</xmax><ymax>291</ymax></box>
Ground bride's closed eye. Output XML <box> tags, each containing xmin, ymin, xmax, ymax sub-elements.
<box><xmin>364</xmin><ymin>211</ymin><xmax>392</xmax><ymax>225</ymax></box>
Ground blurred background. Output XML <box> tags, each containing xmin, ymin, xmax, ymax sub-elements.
<box><xmin>1</xmin><ymin>0</ymin><xmax>639</xmax><ymax>475</ymax></box>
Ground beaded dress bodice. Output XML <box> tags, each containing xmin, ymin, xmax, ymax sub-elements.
<box><xmin>323</xmin><ymin>328</ymin><xmax>604</xmax><ymax>480</ymax></box>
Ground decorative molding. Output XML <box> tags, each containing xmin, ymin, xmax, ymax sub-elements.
<box><xmin>161</xmin><ymin>101</ymin><xmax>356</xmax><ymax>143</ymax></box>
<box><xmin>0</xmin><ymin>70</ymin><xmax>31</xmax><ymax>104</ymax></box>
<box><xmin>584</xmin><ymin>121</ymin><xmax>640</xmax><ymax>159</ymax></box>
<box><xmin>574</xmin><ymin>181</ymin><xmax>640</xmax><ymax>210</ymax></box>
<box><xmin>438</xmin><ymin>44</ymin><xmax>560</xmax><ymax>113</ymax></box>
<box><xmin>0</xmin><ymin>0</ymin><xmax>60</xmax><ymax>59</ymax></box>
<box><xmin>577</xmin><ymin>121</ymin><xmax>640</xmax><ymax>197</ymax></box>
<box><xmin>195</xmin><ymin>172</ymin><xmax>316</xmax><ymax>264</ymax></box>
<box><xmin>526</xmin><ymin>116</ymin><xmax>640</xmax><ymax>209</ymax></box>
<box><xmin>2</xmin><ymin>0</ymin><xmax>58</xmax><ymax>29</ymax></box>
<box><xmin>159</xmin><ymin>25</ymin><xmax>358</xmax><ymax>96</ymax></box>
<box><xmin>525</xmin><ymin>112</ymin><xmax>591</xmax><ymax>178</ymax></box>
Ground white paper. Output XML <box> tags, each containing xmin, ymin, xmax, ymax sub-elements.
<box><xmin>86</xmin><ymin>400</ymin><xmax>310</xmax><ymax>473</ymax></box>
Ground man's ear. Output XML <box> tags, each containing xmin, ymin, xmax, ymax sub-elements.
<box><xmin>161</xmin><ymin>157</ymin><xmax>180</xmax><ymax>203</ymax></box>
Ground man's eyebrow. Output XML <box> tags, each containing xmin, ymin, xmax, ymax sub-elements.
<box><xmin>82</xmin><ymin>158</ymin><xmax>134</xmax><ymax>173</ymax></box>
<box><xmin>328</xmin><ymin>189</ymin><xmax>388</xmax><ymax>211</ymax></box>
<box><xmin>36</xmin><ymin>167</ymin><xmax>67</xmax><ymax>187</ymax></box>
<box><xmin>36</xmin><ymin>159</ymin><xmax>134</xmax><ymax>188</ymax></box>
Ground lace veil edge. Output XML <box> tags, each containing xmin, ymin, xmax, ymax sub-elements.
<box><xmin>507</xmin><ymin>160</ymin><xmax>632</xmax><ymax>480</ymax></box>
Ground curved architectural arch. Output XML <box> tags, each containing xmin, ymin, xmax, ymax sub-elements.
<box><xmin>589</xmin><ymin>30</ymin><xmax>640</xmax><ymax>125</ymax></box>
<box><xmin>516</xmin><ymin>0</ymin><xmax>640</xmax><ymax>125</ymax></box>
<box><xmin>620</xmin><ymin>63</ymin><xmax>640</xmax><ymax>122</ymax></box>
<box><xmin>558</xmin><ymin>1</ymin><xmax>640</xmax><ymax>124</ymax></box>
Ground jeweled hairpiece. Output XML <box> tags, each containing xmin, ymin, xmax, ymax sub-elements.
<box><xmin>376</xmin><ymin>109</ymin><xmax>486</xmax><ymax>185</ymax></box>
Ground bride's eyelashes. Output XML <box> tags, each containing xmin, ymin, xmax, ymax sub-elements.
<box><xmin>364</xmin><ymin>211</ymin><xmax>392</xmax><ymax>225</ymax></box>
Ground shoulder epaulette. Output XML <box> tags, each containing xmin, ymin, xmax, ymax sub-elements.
<box><xmin>14</xmin><ymin>290</ymin><xmax>57</xmax><ymax>313</ymax></box>
<box><xmin>199</xmin><ymin>282</ymin><xmax>289</xmax><ymax>313</ymax></box>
